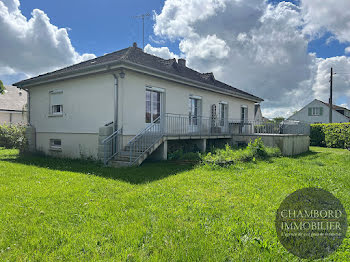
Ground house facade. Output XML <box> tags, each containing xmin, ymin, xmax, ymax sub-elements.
<box><xmin>0</xmin><ymin>85</ymin><xmax>27</xmax><ymax>125</ymax></box>
<box><xmin>288</xmin><ymin>99</ymin><xmax>350</xmax><ymax>124</ymax></box>
<box><xmin>14</xmin><ymin>44</ymin><xmax>264</xmax><ymax>164</ymax></box>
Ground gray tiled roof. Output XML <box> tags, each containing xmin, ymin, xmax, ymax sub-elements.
<box><xmin>0</xmin><ymin>85</ymin><xmax>27</xmax><ymax>111</ymax></box>
<box><xmin>14</xmin><ymin>45</ymin><xmax>263</xmax><ymax>101</ymax></box>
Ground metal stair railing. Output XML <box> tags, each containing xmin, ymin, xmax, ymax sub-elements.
<box><xmin>102</xmin><ymin>127</ymin><xmax>123</xmax><ymax>165</ymax></box>
<box><xmin>127</xmin><ymin>116</ymin><xmax>163</xmax><ymax>165</ymax></box>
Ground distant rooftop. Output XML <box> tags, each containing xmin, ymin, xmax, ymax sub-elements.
<box><xmin>0</xmin><ymin>85</ymin><xmax>27</xmax><ymax>112</ymax></box>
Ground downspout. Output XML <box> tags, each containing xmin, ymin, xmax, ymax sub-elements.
<box><xmin>112</xmin><ymin>74</ymin><xmax>119</xmax><ymax>132</ymax></box>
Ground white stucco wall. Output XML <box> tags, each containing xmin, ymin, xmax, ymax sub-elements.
<box><xmin>30</xmin><ymin>73</ymin><xmax>114</xmax><ymax>133</ymax></box>
<box><xmin>28</xmin><ymin>69</ymin><xmax>258</xmax><ymax>159</ymax></box>
<box><xmin>288</xmin><ymin>99</ymin><xmax>349</xmax><ymax>124</ymax></box>
<box><xmin>29</xmin><ymin>73</ymin><xmax>114</xmax><ymax>159</ymax></box>
<box><xmin>120</xmin><ymin>70</ymin><xmax>256</xmax><ymax>136</ymax></box>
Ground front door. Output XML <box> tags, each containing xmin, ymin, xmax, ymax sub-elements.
<box><xmin>146</xmin><ymin>89</ymin><xmax>161</xmax><ymax>127</ymax></box>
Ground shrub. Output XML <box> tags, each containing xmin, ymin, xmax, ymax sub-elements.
<box><xmin>310</xmin><ymin>123</ymin><xmax>350</xmax><ymax>149</ymax></box>
<box><xmin>0</xmin><ymin>124</ymin><xmax>27</xmax><ymax>151</ymax></box>
<box><xmin>202</xmin><ymin>138</ymin><xmax>281</xmax><ymax>166</ymax></box>
<box><xmin>247</xmin><ymin>137</ymin><xmax>267</xmax><ymax>158</ymax></box>
<box><xmin>310</xmin><ymin>124</ymin><xmax>325</xmax><ymax>147</ymax></box>
<box><xmin>168</xmin><ymin>149</ymin><xmax>201</xmax><ymax>161</ymax></box>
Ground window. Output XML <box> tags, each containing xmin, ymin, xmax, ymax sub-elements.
<box><xmin>189</xmin><ymin>97</ymin><xmax>201</xmax><ymax>125</ymax></box>
<box><xmin>308</xmin><ymin>107</ymin><xmax>323</xmax><ymax>116</ymax></box>
<box><xmin>50</xmin><ymin>139</ymin><xmax>62</xmax><ymax>150</ymax></box>
<box><xmin>146</xmin><ymin>89</ymin><xmax>161</xmax><ymax>123</ymax></box>
<box><xmin>241</xmin><ymin>106</ymin><xmax>248</xmax><ymax>122</ymax></box>
<box><xmin>219</xmin><ymin>102</ymin><xmax>228</xmax><ymax>126</ymax></box>
<box><xmin>49</xmin><ymin>91</ymin><xmax>63</xmax><ymax>116</ymax></box>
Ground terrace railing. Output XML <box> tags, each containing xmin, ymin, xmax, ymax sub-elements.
<box><xmin>164</xmin><ymin>114</ymin><xmax>310</xmax><ymax>136</ymax></box>
<box><xmin>103</xmin><ymin>115</ymin><xmax>310</xmax><ymax>166</ymax></box>
<box><xmin>102</xmin><ymin>127</ymin><xmax>123</xmax><ymax>165</ymax></box>
<box><xmin>126</xmin><ymin>116</ymin><xmax>163</xmax><ymax>165</ymax></box>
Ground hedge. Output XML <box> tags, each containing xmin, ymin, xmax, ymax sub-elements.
<box><xmin>0</xmin><ymin>124</ymin><xmax>27</xmax><ymax>151</ymax></box>
<box><xmin>310</xmin><ymin>123</ymin><xmax>350</xmax><ymax>149</ymax></box>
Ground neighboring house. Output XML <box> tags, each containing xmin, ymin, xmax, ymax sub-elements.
<box><xmin>254</xmin><ymin>103</ymin><xmax>267</xmax><ymax>122</ymax></box>
<box><xmin>0</xmin><ymin>85</ymin><xmax>27</xmax><ymax>125</ymax></box>
<box><xmin>288</xmin><ymin>99</ymin><xmax>350</xmax><ymax>124</ymax></box>
<box><xmin>14</xmin><ymin>43</ymin><xmax>263</xmax><ymax>164</ymax></box>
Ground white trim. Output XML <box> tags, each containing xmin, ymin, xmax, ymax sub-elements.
<box><xmin>49</xmin><ymin>90</ymin><xmax>63</xmax><ymax>94</ymax></box>
<box><xmin>189</xmin><ymin>95</ymin><xmax>202</xmax><ymax>100</ymax></box>
<box><xmin>219</xmin><ymin>101</ymin><xmax>228</xmax><ymax>105</ymax></box>
<box><xmin>48</xmin><ymin>113</ymin><xmax>63</xmax><ymax>117</ymax></box>
<box><xmin>146</xmin><ymin>86</ymin><xmax>165</xmax><ymax>93</ymax></box>
<box><xmin>241</xmin><ymin>105</ymin><xmax>248</xmax><ymax>108</ymax></box>
<box><xmin>49</xmin><ymin>138</ymin><xmax>62</xmax><ymax>151</ymax></box>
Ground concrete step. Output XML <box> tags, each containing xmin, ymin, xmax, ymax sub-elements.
<box><xmin>124</xmin><ymin>145</ymin><xmax>153</xmax><ymax>151</ymax></box>
<box><xmin>114</xmin><ymin>155</ymin><xmax>138</xmax><ymax>162</ymax></box>
<box><xmin>108</xmin><ymin>160</ymin><xmax>131</xmax><ymax>167</ymax></box>
<box><xmin>118</xmin><ymin>151</ymin><xmax>142</xmax><ymax>157</ymax></box>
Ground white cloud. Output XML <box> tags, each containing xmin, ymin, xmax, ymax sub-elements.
<box><xmin>152</xmin><ymin>1</ymin><xmax>315</xmax><ymax>117</ymax></box>
<box><xmin>150</xmin><ymin>0</ymin><xmax>350</xmax><ymax>117</ymax></box>
<box><xmin>312</xmin><ymin>56</ymin><xmax>350</xmax><ymax>101</ymax></box>
<box><xmin>301</xmin><ymin>0</ymin><xmax>350</xmax><ymax>43</ymax></box>
<box><xmin>345</xmin><ymin>47</ymin><xmax>350</xmax><ymax>54</ymax></box>
<box><xmin>0</xmin><ymin>0</ymin><xmax>95</xmax><ymax>83</ymax></box>
<box><xmin>144</xmin><ymin>44</ymin><xmax>178</xmax><ymax>60</ymax></box>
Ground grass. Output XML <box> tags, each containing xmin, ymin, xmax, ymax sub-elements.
<box><xmin>0</xmin><ymin>147</ymin><xmax>349</xmax><ymax>261</ymax></box>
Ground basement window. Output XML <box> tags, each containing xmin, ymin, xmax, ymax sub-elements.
<box><xmin>50</xmin><ymin>139</ymin><xmax>62</xmax><ymax>151</ymax></box>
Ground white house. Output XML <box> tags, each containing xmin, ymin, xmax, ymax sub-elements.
<box><xmin>0</xmin><ymin>85</ymin><xmax>27</xmax><ymax>125</ymax></box>
<box><xmin>14</xmin><ymin>43</ymin><xmax>264</xmax><ymax>165</ymax></box>
<box><xmin>288</xmin><ymin>99</ymin><xmax>350</xmax><ymax>124</ymax></box>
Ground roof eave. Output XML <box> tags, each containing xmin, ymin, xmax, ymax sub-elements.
<box><xmin>13</xmin><ymin>60</ymin><xmax>263</xmax><ymax>103</ymax></box>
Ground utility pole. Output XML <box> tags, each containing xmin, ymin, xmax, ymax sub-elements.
<box><xmin>134</xmin><ymin>13</ymin><xmax>150</xmax><ymax>50</ymax></box>
<box><xmin>329</xmin><ymin>67</ymin><xmax>333</xmax><ymax>123</ymax></box>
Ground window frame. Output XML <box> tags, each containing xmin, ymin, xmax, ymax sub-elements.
<box><xmin>311</xmin><ymin>107</ymin><xmax>321</xmax><ymax>116</ymax></box>
<box><xmin>49</xmin><ymin>139</ymin><xmax>62</xmax><ymax>151</ymax></box>
<box><xmin>145</xmin><ymin>88</ymin><xmax>162</xmax><ymax>124</ymax></box>
<box><xmin>189</xmin><ymin>96</ymin><xmax>202</xmax><ymax>126</ymax></box>
<box><xmin>49</xmin><ymin>90</ymin><xmax>63</xmax><ymax>117</ymax></box>
<box><xmin>219</xmin><ymin>102</ymin><xmax>228</xmax><ymax>127</ymax></box>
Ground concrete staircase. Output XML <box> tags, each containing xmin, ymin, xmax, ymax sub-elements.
<box><xmin>109</xmin><ymin>137</ymin><xmax>165</xmax><ymax>167</ymax></box>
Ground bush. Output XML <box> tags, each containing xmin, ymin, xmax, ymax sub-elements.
<box><xmin>310</xmin><ymin>123</ymin><xmax>350</xmax><ymax>149</ymax></box>
<box><xmin>0</xmin><ymin>124</ymin><xmax>27</xmax><ymax>151</ymax></box>
<box><xmin>202</xmin><ymin>138</ymin><xmax>281</xmax><ymax>166</ymax></box>
<box><xmin>310</xmin><ymin>124</ymin><xmax>325</xmax><ymax>147</ymax></box>
<box><xmin>168</xmin><ymin>149</ymin><xmax>201</xmax><ymax>161</ymax></box>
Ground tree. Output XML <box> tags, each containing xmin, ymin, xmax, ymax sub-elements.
<box><xmin>273</xmin><ymin>117</ymin><xmax>285</xmax><ymax>124</ymax></box>
<box><xmin>0</xmin><ymin>80</ymin><xmax>5</xmax><ymax>94</ymax></box>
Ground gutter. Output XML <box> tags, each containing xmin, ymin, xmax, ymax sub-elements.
<box><xmin>112</xmin><ymin>73</ymin><xmax>119</xmax><ymax>132</ymax></box>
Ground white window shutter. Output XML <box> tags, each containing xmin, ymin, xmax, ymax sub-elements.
<box><xmin>50</xmin><ymin>92</ymin><xmax>63</xmax><ymax>106</ymax></box>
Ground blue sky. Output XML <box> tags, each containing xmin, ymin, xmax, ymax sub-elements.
<box><xmin>1</xmin><ymin>0</ymin><xmax>350</xmax><ymax>117</ymax></box>
<box><xmin>20</xmin><ymin>0</ymin><xmax>167</xmax><ymax>56</ymax></box>
<box><xmin>18</xmin><ymin>0</ymin><xmax>347</xmax><ymax>59</ymax></box>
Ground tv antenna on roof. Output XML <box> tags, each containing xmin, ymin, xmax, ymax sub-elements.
<box><xmin>134</xmin><ymin>13</ymin><xmax>151</xmax><ymax>50</ymax></box>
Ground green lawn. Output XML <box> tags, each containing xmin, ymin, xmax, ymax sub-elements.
<box><xmin>0</xmin><ymin>147</ymin><xmax>349</xmax><ymax>261</ymax></box>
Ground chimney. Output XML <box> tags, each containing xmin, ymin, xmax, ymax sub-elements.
<box><xmin>178</xmin><ymin>58</ymin><xmax>186</xmax><ymax>67</ymax></box>
<box><xmin>133</xmin><ymin>42</ymin><xmax>137</xmax><ymax>48</ymax></box>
